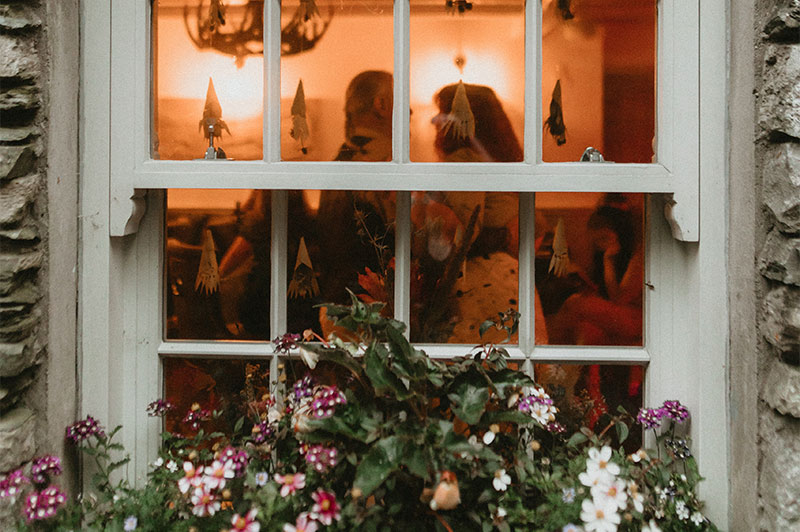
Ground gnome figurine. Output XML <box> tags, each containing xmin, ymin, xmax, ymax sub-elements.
<box><xmin>199</xmin><ymin>77</ymin><xmax>231</xmax><ymax>159</ymax></box>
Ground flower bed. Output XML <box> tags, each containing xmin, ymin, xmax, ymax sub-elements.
<box><xmin>1</xmin><ymin>298</ymin><xmax>717</xmax><ymax>531</ymax></box>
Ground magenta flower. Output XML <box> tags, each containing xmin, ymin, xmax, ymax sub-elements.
<box><xmin>221</xmin><ymin>446</ymin><xmax>249</xmax><ymax>476</ymax></box>
<box><xmin>283</xmin><ymin>512</ymin><xmax>318</xmax><ymax>532</ymax></box>
<box><xmin>178</xmin><ymin>462</ymin><xmax>204</xmax><ymax>494</ymax></box>
<box><xmin>661</xmin><ymin>400</ymin><xmax>690</xmax><ymax>423</ymax></box>
<box><xmin>191</xmin><ymin>486</ymin><xmax>220</xmax><ymax>517</ymax></box>
<box><xmin>305</xmin><ymin>444</ymin><xmax>339</xmax><ymax>473</ymax></box>
<box><xmin>203</xmin><ymin>459</ymin><xmax>235</xmax><ymax>490</ymax></box>
<box><xmin>65</xmin><ymin>415</ymin><xmax>105</xmax><ymax>443</ymax></box>
<box><xmin>310</xmin><ymin>489</ymin><xmax>341</xmax><ymax>525</ymax></box>
<box><xmin>293</xmin><ymin>376</ymin><xmax>315</xmax><ymax>401</ymax></box>
<box><xmin>24</xmin><ymin>485</ymin><xmax>66</xmax><ymax>522</ymax></box>
<box><xmin>274</xmin><ymin>333</ymin><xmax>301</xmax><ymax>354</ymax></box>
<box><xmin>183</xmin><ymin>404</ymin><xmax>211</xmax><ymax>431</ymax></box>
<box><xmin>0</xmin><ymin>469</ymin><xmax>30</xmax><ymax>498</ymax></box>
<box><xmin>546</xmin><ymin>421</ymin><xmax>567</xmax><ymax>434</ymax></box>
<box><xmin>311</xmin><ymin>386</ymin><xmax>347</xmax><ymax>419</ymax></box>
<box><xmin>274</xmin><ymin>472</ymin><xmax>306</xmax><ymax>497</ymax></box>
<box><xmin>636</xmin><ymin>407</ymin><xmax>664</xmax><ymax>429</ymax></box>
<box><xmin>146</xmin><ymin>399</ymin><xmax>174</xmax><ymax>417</ymax></box>
<box><xmin>31</xmin><ymin>455</ymin><xmax>62</xmax><ymax>484</ymax></box>
<box><xmin>230</xmin><ymin>508</ymin><xmax>260</xmax><ymax>532</ymax></box>
<box><xmin>251</xmin><ymin>421</ymin><xmax>274</xmax><ymax>444</ymax></box>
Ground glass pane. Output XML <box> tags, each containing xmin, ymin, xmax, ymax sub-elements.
<box><xmin>535</xmin><ymin>363</ymin><xmax>644</xmax><ymax>449</ymax></box>
<box><xmin>162</xmin><ymin>357</ymin><xmax>271</xmax><ymax>436</ymax></box>
<box><xmin>280</xmin><ymin>0</ymin><xmax>393</xmax><ymax>160</ymax></box>
<box><xmin>541</xmin><ymin>0</ymin><xmax>656</xmax><ymax>163</ymax></box>
<box><xmin>410</xmin><ymin>191</ymin><xmax>519</xmax><ymax>343</ymax></box>
<box><xmin>166</xmin><ymin>189</ymin><xmax>271</xmax><ymax>340</ymax></box>
<box><xmin>410</xmin><ymin>0</ymin><xmax>525</xmax><ymax>162</ymax></box>
<box><xmin>287</xmin><ymin>191</ymin><xmax>396</xmax><ymax>336</ymax></box>
<box><xmin>535</xmin><ymin>193</ymin><xmax>644</xmax><ymax>346</ymax></box>
<box><xmin>152</xmin><ymin>1</ymin><xmax>263</xmax><ymax>160</ymax></box>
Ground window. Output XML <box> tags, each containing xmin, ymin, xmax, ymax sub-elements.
<box><xmin>80</xmin><ymin>0</ymin><xmax>729</xmax><ymax>524</ymax></box>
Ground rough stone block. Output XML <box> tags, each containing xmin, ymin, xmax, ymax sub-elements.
<box><xmin>763</xmin><ymin>143</ymin><xmax>800</xmax><ymax>232</ymax></box>
<box><xmin>0</xmin><ymin>309</ymin><xmax>38</xmax><ymax>342</ymax></box>
<box><xmin>0</xmin><ymin>85</ymin><xmax>38</xmax><ymax>112</ymax></box>
<box><xmin>764</xmin><ymin>3</ymin><xmax>800</xmax><ymax>43</ymax></box>
<box><xmin>0</xmin><ymin>282</ymin><xmax>39</xmax><ymax>304</ymax></box>
<box><xmin>0</xmin><ymin>4</ymin><xmax>41</xmax><ymax>32</ymax></box>
<box><xmin>759</xmin><ymin>228</ymin><xmax>800</xmax><ymax>285</ymax></box>
<box><xmin>0</xmin><ymin>174</ymin><xmax>40</xmax><ymax>225</ymax></box>
<box><xmin>759</xmin><ymin>409</ymin><xmax>800</xmax><ymax>529</ymax></box>
<box><xmin>0</xmin><ymin>224</ymin><xmax>38</xmax><ymax>241</ymax></box>
<box><xmin>0</xmin><ymin>146</ymin><xmax>35</xmax><ymax>181</ymax></box>
<box><xmin>0</xmin><ymin>341</ymin><xmax>35</xmax><ymax>378</ymax></box>
<box><xmin>762</xmin><ymin>285</ymin><xmax>800</xmax><ymax>356</ymax></box>
<box><xmin>0</xmin><ymin>407</ymin><xmax>35</xmax><ymax>471</ymax></box>
<box><xmin>0</xmin><ymin>34</ymin><xmax>38</xmax><ymax>80</ymax></box>
<box><xmin>0</xmin><ymin>126</ymin><xmax>36</xmax><ymax>144</ymax></box>
<box><xmin>759</xmin><ymin>44</ymin><xmax>800</xmax><ymax>139</ymax></box>
<box><xmin>763</xmin><ymin>359</ymin><xmax>800</xmax><ymax>418</ymax></box>
<box><xmin>0</xmin><ymin>366</ymin><xmax>35</xmax><ymax>413</ymax></box>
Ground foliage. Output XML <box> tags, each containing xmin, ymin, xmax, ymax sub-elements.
<box><xmin>1</xmin><ymin>296</ymin><xmax>717</xmax><ymax>531</ymax></box>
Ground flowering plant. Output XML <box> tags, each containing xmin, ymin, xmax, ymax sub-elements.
<box><xmin>1</xmin><ymin>297</ymin><xmax>717</xmax><ymax>531</ymax></box>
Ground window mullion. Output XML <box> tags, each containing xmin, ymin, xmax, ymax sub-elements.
<box><xmin>264</xmin><ymin>0</ymin><xmax>281</xmax><ymax>162</ymax></box>
<box><xmin>524</xmin><ymin>0</ymin><xmax>540</xmax><ymax>163</ymax></box>
<box><xmin>394</xmin><ymin>0</ymin><xmax>410</xmax><ymax>162</ymax></box>
<box><xmin>394</xmin><ymin>191</ymin><xmax>411</xmax><ymax>335</ymax></box>
<box><xmin>518</xmin><ymin>192</ymin><xmax>535</xmax><ymax>355</ymax></box>
<box><xmin>271</xmin><ymin>190</ymin><xmax>288</xmax><ymax>338</ymax></box>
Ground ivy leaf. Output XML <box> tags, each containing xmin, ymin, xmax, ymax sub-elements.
<box><xmin>365</xmin><ymin>343</ymin><xmax>411</xmax><ymax>400</ymax></box>
<box><xmin>353</xmin><ymin>436</ymin><xmax>404</xmax><ymax>496</ymax></box>
<box><xmin>448</xmin><ymin>372</ymin><xmax>489</xmax><ymax>425</ymax></box>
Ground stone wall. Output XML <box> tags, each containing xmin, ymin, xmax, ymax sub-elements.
<box><xmin>754</xmin><ymin>1</ymin><xmax>800</xmax><ymax>530</ymax></box>
<box><xmin>0</xmin><ymin>0</ymin><xmax>79</xmax><ymax>527</ymax></box>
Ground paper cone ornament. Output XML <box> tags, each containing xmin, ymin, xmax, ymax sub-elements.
<box><xmin>290</xmin><ymin>79</ymin><xmax>310</xmax><ymax>154</ymax></box>
<box><xmin>544</xmin><ymin>79</ymin><xmax>566</xmax><ymax>146</ymax></box>
<box><xmin>288</xmin><ymin>237</ymin><xmax>320</xmax><ymax>299</ymax></box>
<box><xmin>195</xmin><ymin>229</ymin><xmax>221</xmax><ymax>295</ymax></box>
<box><xmin>199</xmin><ymin>77</ymin><xmax>231</xmax><ymax>139</ymax></box>
<box><xmin>441</xmin><ymin>81</ymin><xmax>475</xmax><ymax>141</ymax></box>
<box><xmin>207</xmin><ymin>0</ymin><xmax>226</xmax><ymax>31</ymax></box>
<box><xmin>548</xmin><ymin>217</ymin><xmax>569</xmax><ymax>278</ymax></box>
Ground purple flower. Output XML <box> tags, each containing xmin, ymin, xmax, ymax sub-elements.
<box><xmin>661</xmin><ymin>400</ymin><xmax>690</xmax><ymax>423</ymax></box>
<box><xmin>546</xmin><ymin>421</ymin><xmax>567</xmax><ymax>434</ymax></box>
<box><xmin>304</xmin><ymin>444</ymin><xmax>339</xmax><ymax>473</ymax></box>
<box><xmin>251</xmin><ymin>421</ymin><xmax>274</xmax><ymax>444</ymax></box>
<box><xmin>24</xmin><ymin>485</ymin><xmax>66</xmax><ymax>522</ymax></box>
<box><xmin>0</xmin><ymin>469</ymin><xmax>30</xmax><ymax>499</ymax></box>
<box><xmin>146</xmin><ymin>399</ymin><xmax>174</xmax><ymax>417</ymax></box>
<box><xmin>273</xmin><ymin>333</ymin><xmax>301</xmax><ymax>354</ymax></box>
<box><xmin>183</xmin><ymin>404</ymin><xmax>211</xmax><ymax>431</ymax></box>
<box><xmin>31</xmin><ymin>456</ymin><xmax>62</xmax><ymax>484</ymax></box>
<box><xmin>293</xmin><ymin>375</ymin><xmax>315</xmax><ymax>401</ymax></box>
<box><xmin>665</xmin><ymin>438</ymin><xmax>692</xmax><ymax>459</ymax></box>
<box><xmin>220</xmin><ymin>446</ymin><xmax>248</xmax><ymax>476</ymax></box>
<box><xmin>636</xmin><ymin>407</ymin><xmax>664</xmax><ymax>430</ymax></box>
<box><xmin>311</xmin><ymin>386</ymin><xmax>347</xmax><ymax>419</ymax></box>
<box><xmin>66</xmin><ymin>415</ymin><xmax>105</xmax><ymax>443</ymax></box>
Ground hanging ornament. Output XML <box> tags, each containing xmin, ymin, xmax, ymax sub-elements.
<box><xmin>195</xmin><ymin>229</ymin><xmax>221</xmax><ymax>295</ymax></box>
<box><xmin>548</xmin><ymin>217</ymin><xmax>569</xmax><ymax>278</ymax></box>
<box><xmin>557</xmin><ymin>0</ymin><xmax>574</xmax><ymax>20</ymax></box>
<box><xmin>544</xmin><ymin>79</ymin><xmax>566</xmax><ymax>146</ymax></box>
<box><xmin>445</xmin><ymin>0</ymin><xmax>472</xmax><ymax>15</ymax></box>
<box><xmin>441</xmin><ymin>81</ymin><xmax>475</xmax><ymax>142</ymax></box>
<box><xmin>206</xmin><ymin>0</ymin><xmax>227</xmax><ymax>32</ymax></box>
<box><xmin>288</xmin><ymin>237</ymin><xmax>320</xmax><ymax>299</ymax></box>
<box><xmin>297</xmin><ymin>0</ymin><xmax>320</xmax><ymax>22</ymax></box>
<box><xmin>290</xmin><ymin>79</ymin><xmax>310</xmax><ymax>155</ymax></box>
<box><xmin>199</xmin><ymin>78</ymin><xmax>231</xmax><ymax>140</ymax></box>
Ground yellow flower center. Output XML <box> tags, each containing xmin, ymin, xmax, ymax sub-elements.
<box><xmin>235</xmin><ymin>517</ymin><xmax>247</xmax><ymax>529</ymax></box>
<box><xmin>608</xmin><ymin>486</ymin><xmax>618</xmax><ymax>496</ymax></box>
<box><xmin>599</xmin><ymin>460</ymin><xmax>607</xmax><ymax>469</ymax></box>
<box><xmin>596</xmin><ymin>509</ymin><xmax>605</xmax><ymax>519</ymax></box>
<box><xmin>285</xmin><ymin>474</ymin><xmax>294</xmax><ymax>484</ymax></box>
<box><xmin>321</xmin><ymin>500</ymin><xmax>330</xmax><ymax>511</ymax></box>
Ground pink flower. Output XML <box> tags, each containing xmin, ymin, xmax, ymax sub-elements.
<box><xmin>31</xmin><ymin>455</ymin><xmax>62</xmax><ymax>483</ymax></box>
<box><xmin>190</xmin><ymin>486</ymin><xmax>220</xmax><ymax>517</ymax></box>
<box><xmin>310</xmin><ymin>489</ymin><xmax>340</xmax><ymax>525</ymax></box>
<box><xmin>274</xmin><ymin>472</ymin><xmax>306</xmax><ymax>497</ymax></box>
<box><xmin>283</xmin><ymin>512</ymin><xmax>319</xmax><ymax>532</ymax></box>
<box><xmin>23</xmin><ymin>485</ymin><xmax>66</xmax><ymax>522</ymax></box>
<box><xmin>65</xmin><ymin>415</ymin><xmax>105</xmax><ymax>443</ymax></box>
<box><xmin>230</xmin><ymin>508</ymin><xmax>260</xmax><ymax>532</ymax></box>
<box><xmin>0</xmin><ymin>469</ymin><xmax>30</xmax><ymax>498</ymax></box>
<box><xmin>203</xmin><ymin>460</ymin><xmax>235</xmax><ymax>490</ymax></box>
<box><xmin>178</xmin><ymin>462</ymin><xmax>204</xmax><ymax>494</ymax></box>
<box><xmin>304</xmin><ymin>445</ymin><xmax>339</xmax><ymax>473</ymax></box>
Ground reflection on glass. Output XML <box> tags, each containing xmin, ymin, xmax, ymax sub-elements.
<box><xmin>280</xmin><ymin>0</ymin><xmax>393</xmax><ymax>160</ymax></box>
<box><xmin>166</xmin><ymin>189</ymin><xmax>271</xmax><ymax>340</ymax></box>
<box><xmin>535</xmin><ymin>193</ymin><xmax>644</xmax><ymax>346</ymax></box>
<box><xmin>541</xmin><ymin>0</ymin><xmax>656</xmax><ymax>162</ymax></box>
<box><xmin>410</xmin><ymin>0</ymin><xmax>525</xmax><ymax>161</ymax></box>
<box><xmin>152</xmin><ymin>1</ymin><xmax>263</xmax><ymax>160</ymax></box>
<box><xmin>535</xmin><ymin>363</ymin><xmax>643</xmax><ymax>449</ymax></box>
<box><xmin>287</xmin><ymin>191</ymin><xmax>395</xmax><ymax>337</ymax></box>
<box><xmin>163</xmin><ymin>357</ymin><xmax>270</xmax><ymax>435</ymax></box>
<box><xmin>410</xmin><ymin>191</ymin><xmax>519</xmax><ymax>343</ymax></box>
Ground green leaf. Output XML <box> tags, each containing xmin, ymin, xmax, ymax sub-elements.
<box><xmin>483</xmin><ymin>409</ymin><xmax>533</xmax><ymax>426</ymax></box>
<box><xmin>567</xmin><ymin>432</ymin><xmax>588</xmax><ymax>448</ymax></box>
<box><xmin>448</xmin><ymin>372</ymin><xmax>489</xmax><ymax>425</ymax></box>
<box><xmin>353</xmin><ymin>436</ymin><xmax>404</xmax><ymax>496</ymax></box>
<box><xmin>615</xmin><ymin>421</ymin><xmax>629</xmax><ymax>444</ymax></box>
<box><xmin>365</xmin><ymin>343</ymin><xmax>411</xmax><ymax>400</ymax></box>
<box><xmin>479</xmin><ymin>320</ymin><xmax>495</xmax><ymax>338</ymax></box>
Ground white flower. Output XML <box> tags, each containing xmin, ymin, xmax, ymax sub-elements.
<box><xmin>268</xmin><ymin>406</ymin><xmax>283</xmax><ymax>424</ymax></box>
<box><xmin>483</xmin><ymin>431</ymin><xmax>496</xmax><ymax>445</ymax></box>
<box><xmin>586</xmin><ymin>446</ymin><xmax>621</xmax><ymax>477</ymax></box>
<box><xmin>203</xmin><ymin>460</ymin><xmax>235</xmax><ymax>490</ymax></box>
<box><xmin>629</xmin><ymin>449</ymin><xmax>648</xmax><ymax>463</ymax></box>
<box><xmin>654</xmin><ymin>508</ymin><xmax>665</xmax><ymax>519</ymax></box>
<box><xmin>579</xmin><ymin>467</ymin><xmax>615</xmax><ymax>489</ymax></box>
<box><xmin>675</xmin><ymin>500</ymin><xmax>690</xmax><ymax>520</ymax></box>
<box><xmin>591</xmin><ymin>478</ymin><xmax>627</xmax><ymax>511</ymax></box>
<box><xmin>166</xmin><ymin>460</ymin><xmax>178</xmax><ymax>473</ymax></box>
<box><xmin>492</xmin><ymin>469</ymin><xmax>512</xmax><ymax>491</ymax></box>
<box><xmin>691</xmin><ymin>511</ymin><xmax>704</xmax><ymax>526</ymax></box>
<box><xmin>298</xmin><ymin>346</ymin><xmax>319</xmax><ymax>369</ymax></box>
<box><xmin>580</xmin><ymin>498</ymin><xmax>621</xmax><ymax>532</ymax></box>
<box><xmin>123</xmin><ymin>515</ymin><xmax>138</xmax><ymax>531</ymax></box>
<box><xmin>496</xmin><ymin>507</ymin><xmax>507</xmax><ymax>518</ymax></box>
<box><xmin>562</xmin><ymin>487</ymin><xmax>576</xmax><ymax>503</ymax></box>
<box><xmin>626</xmin><ymin>481</ymin><xmax>644</xmax><ymax>513</ymax></box>
<box><xmin>255</xmin><ymin>471</ymin><xmax>269</xmax><ymax>487</ymax></box>
<box><xmin>642</xmin><ymin>519</ymin><xmax>662</xmax><ymax>532</ymax></box>
<box><xmin>153</xmin><ymin>457</ymin><xmax>164</xmax><ymax>468</ymax></box>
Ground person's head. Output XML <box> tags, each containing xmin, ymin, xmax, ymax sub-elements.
<box><xmin>433</xmin><ymin>83</ymin><xmax>523</xmax><ymax>162</ymax></box>
<box><xmin>587</xmin><ymin>204</ymin><xmax>636</xmax><ymax>282</ymax></box>
<box><xmin>344</xmin><ymin>70</ymin><xmax>393</xmax><ymax>140</ymax></box>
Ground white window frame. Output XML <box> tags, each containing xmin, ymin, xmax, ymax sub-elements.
<box><xmin>79</xmin><ymin>0</ymin><xmax>730</xmax><ymax>526</ymax></box>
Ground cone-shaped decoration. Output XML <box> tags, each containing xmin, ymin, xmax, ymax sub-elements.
<box><xmin>290</xmin><ymin>79</ymin><xmax>310</xmax><ymax>154</ymax></box>
<box><xmin>195</xmin><ymin>229</ymin><xmax>220</xmax><ymax>295</ymax></box>
<box><xmin>548</xmin><ymin>217</ymin><xmax>569</xmax><ymax>278</ymax></box>
<box><xmin>288</xmin><ymin>236</ymin><xmax>320</xmax><ymax>298</ymax></box>
<box><xmin>208</xmin><ymin>0</ymin><xmax>226</xmax><ymax>31</ymax></box>
<box><xmin>544</xmin><ymin>79</ymin><xmax>566</xmax><ymax>146</ymax></box>
<box><xmin>442</xmin><ymin>81</ymin><xmax>475</xmax><ymax>141</ymax></box>
<box><xmin>199</xmin><ymin>77</ymin><xmax>231</xmax><ymax>139</ymax></box>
